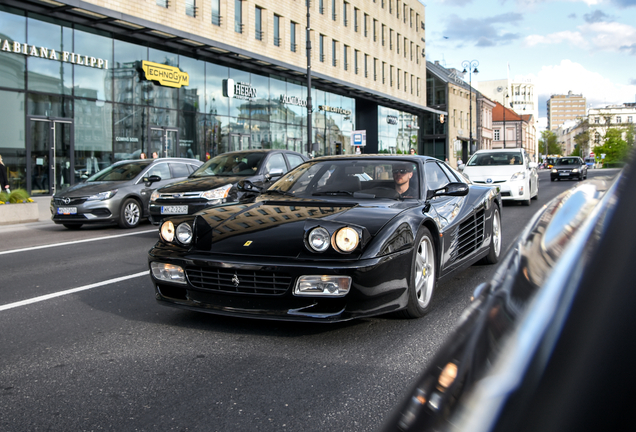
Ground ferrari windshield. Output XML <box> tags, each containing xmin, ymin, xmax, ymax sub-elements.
<box><xmin>267</xmin><ymin>159</ymin><xmax>420</xmax><ymax>200</ymax></box>
<box><xmin>86</xmin><ymin>161</ymin><xmax>151</xmax><ymax>182</ymax></box>
<box><xmin>467</xmin><ymin>152</ymin><xmax>523</xmax><ymax>166</ymax></box>
<box><xmin>192</xmin><ymin>152</ymin><xmax>265</xmax><ymax>177</ymax></box>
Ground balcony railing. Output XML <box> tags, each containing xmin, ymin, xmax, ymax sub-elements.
<box><xmin>211</xmin><ymin>13</ymin><xmax>222</xmax><ymax>26</ymax></box>
<box><xmin>255</xmin><ymin>30</ymin><xmax>264</xmax><ymax>41</ymax></box>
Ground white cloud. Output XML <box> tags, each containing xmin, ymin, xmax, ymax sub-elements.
<box><xmin>520</xmin><ymin>59</ymin><xmax>636</xmax><ymax>109</ymax></box>
<box><xmin>525</xmin><ymin>31</ymin><xmax>586</xmax><ymax>47</ymax></box>
<box><xmin>524</xmin><ymin>21</ymin><xmax>636</xmax><ymax>53</ymax></box>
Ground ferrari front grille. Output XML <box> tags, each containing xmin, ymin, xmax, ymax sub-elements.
<box><xmin>186</xmin><ymin>267</ymin><xmax>292</xmax><ymax>295</ymax></box>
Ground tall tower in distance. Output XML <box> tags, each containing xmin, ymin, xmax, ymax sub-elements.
<box><xmin>547</xmin><ymin>91</ymin><xmax>587</xmax><ymax>131</ymax></box>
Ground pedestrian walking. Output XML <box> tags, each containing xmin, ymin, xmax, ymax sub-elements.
<box><xmin>0</xmin><ymin>154</ymin><xmax>9</xmax><ymax>193</ymax></box>
<box><xmin>409</xmin><ymin>148</ymin><xmax>416</xmax><ymax>155</ymax></box>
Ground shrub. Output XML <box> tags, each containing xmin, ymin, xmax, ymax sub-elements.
<box><xmin>0</xmin><ymin>188</ymin><xmax>32</xmax><ymax>204</ymax></box>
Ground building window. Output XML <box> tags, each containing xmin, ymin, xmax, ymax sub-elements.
<box><xmin>375</xmin><ymin>20</ymin><xmax>379</xmax><ymax>42</ymax></box>
<box><xmin>211</xmin><ymin>0</ymin><xmax>221</xmax><ymax>25</ymax></box>
<box><xmin>332</xmin><ymin>39</ymin><xmax>337</xmax><ymax>66</ymax></box>
<box><xmin>390</xmin><ymin>65</ymin><xmax>394</xmax><ymax>86</ymax></box>
<box><xmin>354</xmin><ymin>8</ymin><xmax>359</xmax><ymax>32</ymax></box>
<box><xmin>343</xmin><ymin>2</ymin><xmax>348</xmax><ymax>26</ymax></box>
<box><xmin>395</xmin><ymin>32</ymin><xmax>398</xmax><ymax>52</ymax></box>
<box><xmin>354</xmin><ymin>49</ymin><xmax>359</xmax><ymax>74</ymax></box>
<box><xmin>234</xmin><ymin>0</ymin><xmax>243</xmax><ymax>33</ymax></box>
<box><xmin>364</xmin><ymin>14</ymin><xmax>369</xmax><ymax>37</ymax></box>
<box><xmin>332</xmin><ymin>0</ymin><xmax>337</xmax><ymax>21</ymax></box>
<box><xmin>274</xmin><ymin>15</ymin><xmax>281</xmax><ymax>46</ymax></box>
<box><xmin>319</xmin><ymin>0</ymin><xmax>325</xmax><ymax>14</ymax></box>
<box><xmin>389</xmin><ymin>0</ymin><xmax>392</xmax><ymax>13</ymax></box>
<box><xmin>382</xmin><ymin>62</ymin><xmax>386</xmax><ymax>83</ymax></box>
<box><xmin>629</xmin><ymin>116</ymin><xmax>633</xmax><ymax>123</ymax></box>
<box><xmin>616</xmin><ymin>116</ymin><xmax>622</xmax><ymax>123</ymax></box>
<box><xmin>344</xmin><ymin>45</ymin><xmax>349</xmax><ymax>70</ymax></box>
<box><xmin>156</xmin><ymin>0</ymin><xmax>168</xmax><ymax>7</ymax></box>
<box><xmin>397</xmin><ymin>68</ymin><xmax>400</xmax><ymax>89</ymax></box>
<box><xmin>404</xmin><ymin>38</ymin><xmax>407</xmax><ymax>57</ymax></box>
<box><xmin>365</xmin><ymin>54</ymin><xmax>369</xmax><ymax>78</ymax></box>
<box><xmin>381</xmin><ymin>24</ymin><xmax>385</xmax><ymax>46</ymax></box>
<box><xmin>403</xmin><ymin>3</ymin><xmax>407</xmax><ymax>22</ymax></box>
<box><xmin>255</xmin><ymin>7</ymin><xmax>263</xmax><ymax>40</ymax></box>
<box><xmin>185</xmin><ymin>0</ymin><xmax>197</xmax><ymax>17</ymax></box>
<box><xmin>320</xmin><ymin>34</ymin><xmax>325</xmax><ymax>62</ymax></box>
<box><xmin>494</xmin><ymin>129</ymin><xmax>500</xmax><ymax>141</ymax></box>
<box><xmin>290</xmin><ymin>22</ymin><xmax>297</xmax><ymax>52</ymax></box>
<box><xmin>594</xmin><ymin>117</ymin><xmax>599</xmax><ymax>124</ymax></box>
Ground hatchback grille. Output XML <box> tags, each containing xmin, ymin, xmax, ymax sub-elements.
<box><xmin>53</xmin><ymin>197</ymin><xmax>87</xmax><ymax>205</ymax></box>
<box><xmin>186</xmin><ymin>267</ymin><xmax>292</xmax><ymax>295</ymax></box>
<box><xmin>452</xmin><ymin>209</ymin><xmax>485</xmax><ymax>261</ymax></box>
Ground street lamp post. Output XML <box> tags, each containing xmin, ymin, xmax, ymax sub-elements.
<box><xmin>306</xmin><ymin>1</ymin><xmax>313</xmax><ymax>156</ymax></box>
<box><xmin>462</xmin><ymin>60</ymin><xmax>479</xmax><ymax>156</ymax></box>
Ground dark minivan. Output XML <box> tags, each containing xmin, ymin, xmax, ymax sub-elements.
<box><xmin>148</xmin><ymin>149</ymin><xmax>307</xmax><ymax>225</ymax></box>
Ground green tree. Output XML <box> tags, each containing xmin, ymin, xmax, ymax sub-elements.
<box><xmin>593</xmin><ymin>128</ymin><xmax>631</xmax><ymax>165</ymax></box>
<box><xmin>539</xmin><ymin>130</ymin><xmax>561</xmax><ymax>155</ymax></box>
<box><xmin>574</xmin><ymin>130</ymin><xmax>590</xmax><ymax>156</ymax></box>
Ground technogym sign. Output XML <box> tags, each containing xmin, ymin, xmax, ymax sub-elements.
<box><xmin>141</xmin><ymin>61</ymin><xmax>189</xmax><ymax>88</ymax></box>
<box><xmin>1</xmin><ymin>38</ymin><xmax>109</xmax><ymax>69</ymax></box>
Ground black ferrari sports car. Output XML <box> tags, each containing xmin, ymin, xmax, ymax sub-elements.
<box><xmin>148</xmin><ymin>155</ymin><xmax>502</xmax><ymax>322</ymax></box>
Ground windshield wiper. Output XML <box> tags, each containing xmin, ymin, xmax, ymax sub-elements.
<box><xmin>312</xmin><ymin>190</ymin><xmax>354</xmax><ymax>196</ymax></box>
<box><xmin>264</xmin><ymin>189</ymin><xmax>295</xmax><ymax>197</ymax></box>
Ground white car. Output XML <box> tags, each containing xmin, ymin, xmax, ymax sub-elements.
<box><xmin>461</xmin><ymin>148</ymin><xmax>539</xmax><ymax>205</ymax></box>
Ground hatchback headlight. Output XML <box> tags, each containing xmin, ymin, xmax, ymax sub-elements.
<box><xmin>510</xmin><ymin>172</ymin><xmax>525</xmax><ymax>181</ymax></box>
<box><xmin>201</xmin><ymin>184</ymin><xmax>232</xmax><ymax>201</ymax></box>
<box><xmin>87</xmin><ymin>190</ymin><xmax>117</xmax><ymax>201</ymax></box>
<box><xmin>572</xmin><ymin>168</ymin><xmax>579</xmax><ymax>173</ymax></box>
<box><xmin>551</xmin><ymin>169</ymin><xmax>557</xmax><ymax>173</ymax></box>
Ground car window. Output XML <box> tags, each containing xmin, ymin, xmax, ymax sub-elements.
<box><xmin>439</xmin><ymin>162</ymin><xmax>463</xmax><ymax>183</ymax></box>
<box><xmin>170</xmin><ymin>163</ymin><xmax>190</xmax><ymax>178</ymax></box>
<box><xmin>193</xmin><ymin>152</ymin><xmax>264</xmax><ymax>177</ymax></box>
<box><xmin>265</xmin><ymin>153</ymin><xmax>288</xmax><ymax>173</ymax></box>
<box><xmin>87</xmin><ymin>161</ymin><xmax>151</xmax><ymax>181</ymax></box>
<box><xmin>146</xmin><ymin>163</ymin><xmax>172</xmax><ymax>180</ymax></box>
<box><xmin>187</xmin><ymin>163</ymin><xmax>198</xmax><ymax>174</ymax></box>
<box><xmin>286</xmin><ymin>154</ymin><xmax>305</xmax><ymax>169</ymax></box>
<box><xmin>557</xmin><ymin>157</ymin><xmax>579</xmax><ymax>165</ymax></box>
<box><xmin>468</xmin><ymin>152</ymin><xmax>523</xmax><ymax>166</ymax></box>
<box><xmin>425</xmin><ymin>161</ymin><xmax>451</xmax><ymax>191</ymax></box>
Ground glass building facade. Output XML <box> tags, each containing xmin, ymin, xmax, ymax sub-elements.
<box><xmin>0</xmin><ymin>6</ymin><xmax>418</xmax><ymax>196</ymax></box>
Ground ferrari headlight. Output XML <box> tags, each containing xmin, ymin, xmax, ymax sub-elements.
<box><xmin>333</xmin><ymin>227</ymin><xmax>359</xmax><ymax>253</ymax></box>
<box><xmin>308</xmin><ymin>227</ymin><xmax>330</xmax><ymax>252</ymax></box>
<box><xmin>150</xmin><ymin>190</ymin><xmax>160</xmax><ymax>202</ymax></box>
<box><xmin>510</xmin><ymin>172</ymin><xmax>525</xmax><ymax>181</ymax></box>
<box><xmin>160</xmin><ymin>220</ymin><xmax>175</xmax><ymax>242</ymax></box>
<box><xmin>201</xmin><ymin>184</ymin><xmax>232</xmax><ymax>201</ymax></box>
<box><xmin>87</xmin><ymin>189</ymin><xmax>117</xmax><ymax>201</ymax></box>
<box><xmin>294</xmin><ymin>275</ymin><xmax>351</xmax><ymax>296</ymax></box>
<box><xmin>150</xmin><ymin>262</ymin><xmax>186</xmax><ymax>284</ymax></box>
<box><xmin>176</xmin><ymin>223</ymin><xmax>193</xmax><ymax>244</ymax></box>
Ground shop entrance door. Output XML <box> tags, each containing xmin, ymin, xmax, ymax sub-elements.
<box><xmin>27</xmin><ymin>117</ymin><xmax>73</xmax><ymax>196</ymax></box>
<box><xmin>229</xmin><ymin>134</ymin><xmax>251</xmax><ymax>151</ymax></box>
<box><xmin>150</xmin><ymin>127</ymin><xmax>179</xmax><ymax>158</ymax></box>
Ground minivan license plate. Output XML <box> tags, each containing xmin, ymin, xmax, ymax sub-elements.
<box><xmin>161</xmin><ymin>205</ymin><xmax>188</xmax><ymax>215</ymax></box>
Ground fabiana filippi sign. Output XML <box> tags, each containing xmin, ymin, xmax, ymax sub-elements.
<box><xmin>1</xmin><ymin>38</ymin><xmax>109</xmax><ymax>69</ymax></box>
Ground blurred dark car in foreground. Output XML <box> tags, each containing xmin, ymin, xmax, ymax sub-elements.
<box><xmin>148</xmin><ymin>155</ymin><xmax>502</xmax><ymax>322</ymax></box>
<box><xmin>381</xmin><ymin>162</ymin><xmax>633</xmax><ymax>431</ymax></box>
<box><xmin>148</xmin><ymin>149</ymin><xmax>307</xmax><ymax>225</ymax></box>
<box><xmin>550</xmin><ymin>156</ymin><xmax>588</xmax><ymax>181</ymax></box>
<box><xmin>51</xmin><ymin>158</ymin><xmax>202</xmax><ymax>229</ymax></box>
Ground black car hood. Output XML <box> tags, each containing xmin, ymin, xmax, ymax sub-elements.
<box><xmin>192</xmin><ymin>200</ymin><xmax>409</xmax><ymax>258</ymax></box>
<box><xmin>158</xmin><ymin>175</ymin><xmax>246</xmax><ymax>193</ymax></box>
<box><xmin>554</xmin><ymin>163</ymin><xmax>582</xmax><ymax>169</ymax></box>
<box><xmin>54</xmin><ymin>181</ymin><xmax>123</xmax><ymax>197</ymax></box>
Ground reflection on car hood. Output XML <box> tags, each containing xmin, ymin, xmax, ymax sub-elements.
<box><xmin>463</xmin><ymin>165</ymin><xmax>526</xmax><ymax>180</ymax></box>
<box><xmin>54</xmin><ymin>181</ymin><xmax>123</xmax><ymax>197</ymax></box>
<box><xmin>191</xmin><ymin>200</ymin><xmax>406</xmax><ymax>258</ymax></box>
<box><xmin>157</xmin><ymin>175</ymin><xmax>244</xmax><ymax>193</ymax></box>
<box><xmin>553</xmin><ymin>164</ymin><xmax>582</xmax><ymax>169</ymax></box>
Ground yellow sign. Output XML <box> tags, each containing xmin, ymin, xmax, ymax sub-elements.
<box><xmin>141</xmin><ymin>61</ymin><xmax>189</xmax><ymax>88</ymax></box>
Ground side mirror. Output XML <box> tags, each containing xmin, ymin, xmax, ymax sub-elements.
<box><xmin>457</xmin><ymin>163</ymin><xmax>465</xmax><ymax>172</ymax></box>
<box><xmin>426</xmin><ymin>182</ymin><xmax>469</xmax><ymax>200</ymax></box>
<box><xmin>528</xmin><ymin>162</ymin><xmax>538</xmax><ymax>169</ymax></box>
<box><xmin>143</xmin><ymin>175</ymin><xmax>161</xmax><ymax>186</ymax></box>
<box><xmin>265</xmin><ymin>168</ymin><xmax>284</xmax><ymax>181</ymax></box>
<box><xmin>237</xmin><ymin>179</ymin><xmax>264</xmax><ymax>193</ymax></box>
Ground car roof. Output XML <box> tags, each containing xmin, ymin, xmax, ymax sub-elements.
<box><xmin>310</xmin><ymin>154</ymin><xmax>437</xmax><ymax>163</ymax></box>
<box><xmin>115</xmin><ymin>158</ymin><xmax>202</xmax><ymax>165</ymax></box>
<box><xmin>473</xmin><ymin>148</ymin><xmax>523</xmax><ymax>154</ymax></box>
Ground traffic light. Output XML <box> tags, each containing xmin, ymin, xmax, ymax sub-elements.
<box><xmin>335</xmin><ymin>142</ymin><xmax>342</xmax><ymax>155</ymax></box>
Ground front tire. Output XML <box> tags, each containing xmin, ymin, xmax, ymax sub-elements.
<box><xmin>399</xmin><ymin>227</ymin><xmax>436</xmax><ymax>318</ymax></box>
<box><xmin>118</xmin><ymin>198</ymin><xmax>141</xmax><ymax>228</ymax></box>
<box><xmin>483</xmin><ymin>206</ymin><xmax>501</xmax><ymax>264</ymax></box>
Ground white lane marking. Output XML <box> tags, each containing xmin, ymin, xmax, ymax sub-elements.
<box><xmin>0</xmin><ymin>229</ymin><xmax>157</xmax><ymax>256</ymax></box>
<box><xmin>0</xmin><ymin>271</ymin><xmax>150</xmax><ymax>312</ymax></box>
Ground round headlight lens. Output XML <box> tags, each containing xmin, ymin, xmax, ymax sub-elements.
<box><xmin>308</xmin><ymin>227</ymin><xmax>330</xmax><ymax>252</ymax></box>
<box><xmin>160</xmin><ymin>221</ymin><xmax>175</xmax><ymax>242</ymax></box>
<box><xmin>176</xmin><ymin>223</ymin><xmax>193</xmax><ymax>244</ymax></box>
<box><xmin>333</xmin><ymin>227</ymin><xmax>359</xmax><ymax>253</ymax></box>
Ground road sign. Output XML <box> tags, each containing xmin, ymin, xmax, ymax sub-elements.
<box><xmin>352</xmin><ymin>130</ymin><xmax>366</xmax><ymax>147</ymax></box>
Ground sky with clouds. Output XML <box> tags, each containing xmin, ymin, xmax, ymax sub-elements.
<box><xmin>421</xmin><ymin>0</ymin><xmax>636</xmax><ymax>125</ymax></box>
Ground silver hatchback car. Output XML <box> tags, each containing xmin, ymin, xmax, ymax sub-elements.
<box><xmin>50</xmin><ymin>158</ymin><xmax>202</xmax><ymax>229</ymax></box>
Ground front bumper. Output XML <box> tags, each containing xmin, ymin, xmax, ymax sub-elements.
<box><xmin>551</xmin><ymin>171</ymin><xmax>581</xmax><ymax>180</ymax></box>
<box><xmin>50</xmin><ymin>201</ymin><xmax>117</xmax><ymax>225</ymax></box>
<box><xmin>496</xmin><ymin>180</ymin><xmax>528</xmax><ymax>201</ymax></box>
<box><xmin>148</xmin><ymin>244</ymin><xmax>413</xmax><ymax>322</ymax></box>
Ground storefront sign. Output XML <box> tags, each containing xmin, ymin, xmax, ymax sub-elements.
<box><xmin>0</xmin><ymin>38</ymin><xmax>109</xmax><ymax>69</ymax></box>
<box><xmin>319</xmin><ymin>105</ymin><xmax>352</xmax><ymax>116</ymax></box>
<box><xmin>280</xmin><ymin>94</ymin><xmax>307</xmax><ymax>107</ymax></box>
<box><xmin>223</xmin><ymin>79</ymin><xmax>257</xmax><ymax>101</ymax></box>
<box><xmin>352</xmin><ymin>130</ymin><xmax>366</xmax><ymax>147</ymax></box>
<box><xmin>386</xmin><ymin>115</ymin><xmax>398</xmax><ymax>125</ymax></box>
<box><xmin>115</xmin><ymin>137</ymin><xmax>139</xmax><ymax>142</ymax></box>
<box><xmin>141</xmin><ymin>61</ymin><xmax>189</xmax><ymax>88</ymax></box>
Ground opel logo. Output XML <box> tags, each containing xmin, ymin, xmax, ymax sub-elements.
<box><xmin>232</xmin><ymin>273</ymin><xmax>240</xmax><ymax>287</ymax></box>
<box><xmin>486</xmin><ymin>178</ymin><xmax>493</xmax><ymax>184</ymax></box>
<box><xmin>63</xmin><ymin>197</ymin><xmax>71</xmax><ymax>204</ymax></box>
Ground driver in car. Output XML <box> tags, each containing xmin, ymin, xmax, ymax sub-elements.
<box><xmin>393</xmin><ymin>163</ymin><xmax>417</xmax><ymax>198</ymax></box>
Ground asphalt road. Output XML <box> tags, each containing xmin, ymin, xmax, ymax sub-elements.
<box><xmin>0</xmin><ymin>169</ymin><xmax>619</xmax><ymax>432</ymax></box>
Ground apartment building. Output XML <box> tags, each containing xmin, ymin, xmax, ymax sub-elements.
<box><xmin>547</xmin><ymin>91</ymin><xmax>586</xmax><ymax>131</ymax></box>
<box><xmin>0</xmin><ymin>0</ymin><xmax>437</xmax><ymax>197</ymax></box>
<box><xmin>492</xmin><ymin>102</ymin><xmax>537</xmax><ymax>158</ymax></box>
